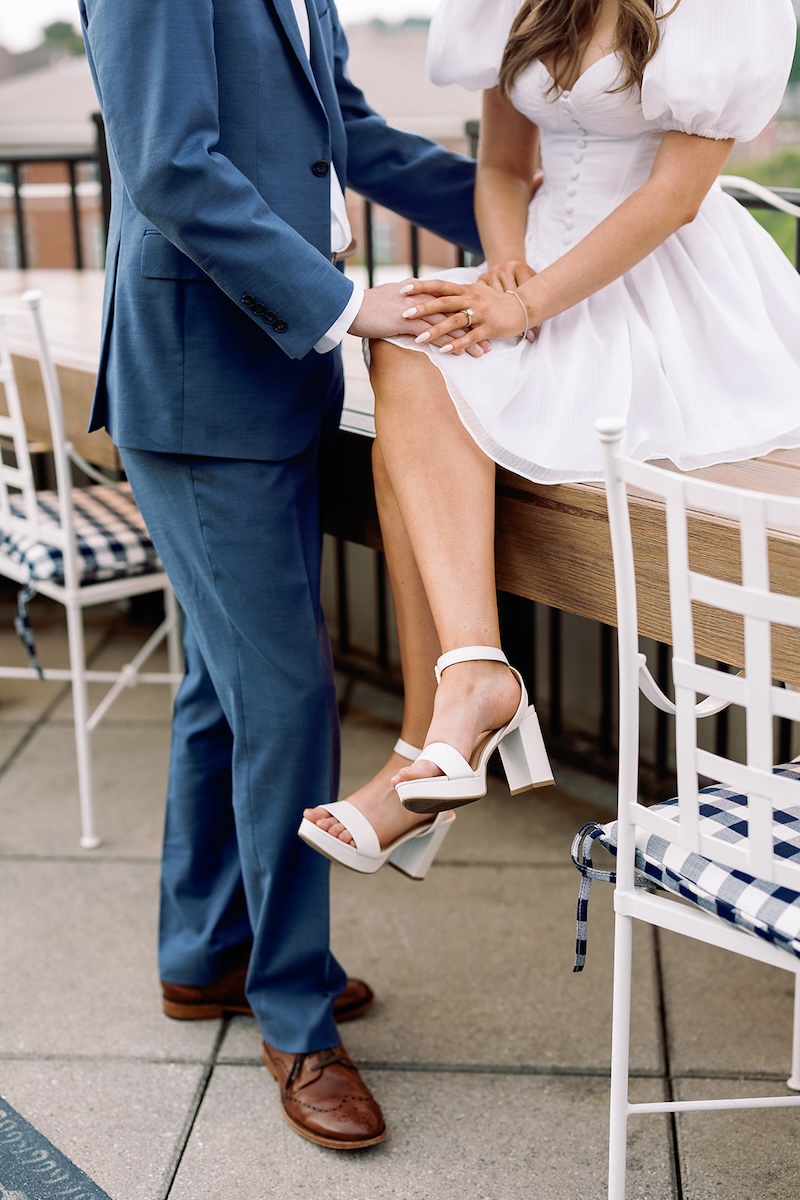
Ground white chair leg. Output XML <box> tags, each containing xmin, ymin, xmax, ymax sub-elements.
<box><xmin>787</xmin><ymin>971</ymin><xmax>800</xmax><ymax>1091</ymax></box>
<box><xmin>165</xmin><ymin>584</ymin><xmax>182</xmax><ymax>700</ymax></box>
<box><xmin>607</xmin><ymin>910</ymin><xmax>634</xmax><ymax>1200</ymax></box>
<box><xmin>66</xmin><ymin>601</ymin><xmax>101</xmax><ymax>849</ymax></box>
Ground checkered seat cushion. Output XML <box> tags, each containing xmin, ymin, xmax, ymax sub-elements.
<box><xmin>0</xmin><ymin>483</ymin><xmax>160</xmax><ymax>584</ymax></box>
<box><xmin>571</xmin><ymin>761</ymin><xmax>800</xmax><ymax>969</ymax></box>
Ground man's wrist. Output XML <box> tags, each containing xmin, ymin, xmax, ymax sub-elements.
<box><xmin>314</xmin><ymin>283</ymin><xmax>365</xmax><ymax>353</ymax></box>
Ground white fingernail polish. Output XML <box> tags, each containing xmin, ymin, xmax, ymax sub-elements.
<box><xmin>399</xmin><ymin>284</ymin><xmax>414</xmax><ymax>294</ymax></box>
<box><xmin>402</xmin><ymin>307</ymin><xmax>417</xmax><ymax>318</ymax></box>
<box><xmin>415</xmin><ymin>331</ymin><xmax>431</xmax><ymax>343</ymax></box>
<box><xmin>440</xmin><ymin>344</ymin><xmax>453</xmax><ymax>354</ymax></box>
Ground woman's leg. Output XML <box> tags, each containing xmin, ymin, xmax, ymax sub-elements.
<box><xmin>303</xmin><ymin>438</ymin><xmax>441</xmax><ymax>846</ymax></box>
<box><xmin>368</xmin><ymin>342</ymin><xmax>521</xmax><ymax>787</ymax></box>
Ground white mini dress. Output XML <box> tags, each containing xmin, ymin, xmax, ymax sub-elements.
<box><xmin>384</xmin><ymin>0</ymin><xmax>800</xmax><ymax>483</ymax></box>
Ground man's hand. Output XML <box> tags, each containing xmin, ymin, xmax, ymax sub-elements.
<box><xmin>348</xmin><ymin>280</ymin><xmax>491</xmax><ymax>358</ymax></box>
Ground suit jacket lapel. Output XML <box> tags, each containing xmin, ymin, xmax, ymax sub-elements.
<box><xmin>269</xmin><ymin>0</ymin><xmax>321</xmax><ymax>104</ymax></box>
<box><xmin>305</xmin><ymin>1</ymin><xmax>347</xmax><ymax>178</ymax></box>
<box><xmin>268</xmin><ymin>0</ymin><xmax>346</xmax><ymax>184</ymax></box>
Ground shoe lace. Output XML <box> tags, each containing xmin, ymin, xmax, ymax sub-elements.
<box><xmin>285</xmin><ymin>1047</ymin><xmax>356</xmax><ymax>1095</ymax></box>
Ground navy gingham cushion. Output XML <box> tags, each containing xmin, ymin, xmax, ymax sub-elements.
<box><xmin>0</xmin><ymin>483</ymin><xmax>160</xmax><ymax>584</ymax></box>
<box><xmin>572</xmin><ymin>761</ymin><xmax>800</xmax><ymax>968</ymax></box>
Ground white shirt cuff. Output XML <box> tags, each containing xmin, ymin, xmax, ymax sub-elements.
<box><xmin>314</xmin><ymin>283</ymin><xmax>365</xmax><ymax>353</ymax></box>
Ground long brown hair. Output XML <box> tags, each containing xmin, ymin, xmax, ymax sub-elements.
<box><xmin>498</xmin><ymin>0</ymin><xmax>681</xmax><ymax>97</ymax></box>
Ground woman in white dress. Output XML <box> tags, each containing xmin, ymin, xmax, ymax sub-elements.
<box><xmin>300</xmin><ymin>0</ymin><xmax>800</xmax><ymax>875</ymax></box>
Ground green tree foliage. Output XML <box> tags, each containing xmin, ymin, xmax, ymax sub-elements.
<box><xmin>41</xmin><ymin>21</ymin><xmax>85</xmax><ymax>56</ymax></box>
<box><xmin>735</xmin><ymin>149</ymin><xmax>800</xmax><ymax>264</ymax></box>
<box><xmin>791</xmin><ymin>34</ymin><xmax>800</xmax><ymax>85</ymax></box>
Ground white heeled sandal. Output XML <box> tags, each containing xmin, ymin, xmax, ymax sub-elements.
<box><xmin>396</xmin><ymin>646</ymin><xmax>554</xmax><ymax>815</ymax></box>
<box><xmin>297</xmin><ymin>738</ymin><xmax>456</xmax><ymax>879</ymax></box>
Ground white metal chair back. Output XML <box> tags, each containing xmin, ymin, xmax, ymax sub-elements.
<box><xmin>0</xmin><ymin>293</ymin><xmax>80</xmax><ymax>579</ymax></box>
<box><xmin>598</xmin><ymin>415</ymin><xmax>800</xmax><ymax>892</ymax></box>
<box><xmin>0</xmin><ymin>302</ymin><xmax>44</xmax><ymax>530</ymax></box>
<box><xmin>593</xmin><ymin>415</ymin><xmax>800</xmax><ymax>1200</ymax></box>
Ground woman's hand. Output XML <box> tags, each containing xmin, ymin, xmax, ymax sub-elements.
<box><xmin>400</xmin><ymin>275</ymin><xmax>534</xmax><ymax>355</ymax></box>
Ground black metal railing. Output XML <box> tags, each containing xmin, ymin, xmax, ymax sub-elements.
<box><xmin>0</xmin><ymin>114</ymin><xmax>109</xmax><ymax>269</ymax></box>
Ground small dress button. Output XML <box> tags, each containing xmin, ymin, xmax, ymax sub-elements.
<box><xmin>567</xmin><ymin>186</ymin><xmax>577</xmax><ymax>197</ymax></box>
<box><xmin>565</xmin><ymin>219</ymin><xmax>575</xmax><ymax>230</ymax></box>
<box><xmin>562</xmin><ymin>236</ymin><xmax>573</xmax><ymax>246</ymax></box>
<box><xmin>565</xmin><ymin>204</ymin><xmax>575</xmax><ymax>215</ymax></box>
<box><xmin>570</xmin><ymin>168</ymin><xmax>580</xmax><ymax>180</ymax></box>
<box><xmin>312</xmin><ymin>160</ymin><xmax>330</xmax><ymax>177</ymax></box>
<box><xmin>252</xmin><ymin>303</ymin><xmax>266</xmax><ymax>317</ymax></box>
<box><xmin>573</xmin><ymin>152</ymin><xmax>584</xmax><ymax>163</ymax></box>
<box><xmin>264</xmin><ymin>310</ymin><xmax>277</xmax><ymax>325</ymax></box>
<box><xmin>273</xmin><ymin>319</ymin><xmax>288</xmax><ymax>333</ymax></box>
<box><xmin>242</xmin><ymin>294</ymin><xmax>255</xmax><ymax>307</ymax></box>
<box><xmin>576</xmin><ymin>138</ymin><xmax>587</xmax><ymax>148</ymax></box>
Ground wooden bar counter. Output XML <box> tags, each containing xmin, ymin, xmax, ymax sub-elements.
<box><xmin>3</xmin><ymin>269</ymin><xmax>799</xmax><ymax>681</ymax></box>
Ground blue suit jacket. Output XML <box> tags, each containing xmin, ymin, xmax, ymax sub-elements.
<box><xmin>79</xmin><ymin>0</ymin><xmax>482</xmax><ymax>461</ymax></box>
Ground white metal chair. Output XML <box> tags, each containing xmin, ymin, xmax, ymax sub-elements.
<box><xmin>0</xmin><ymin>291</ymin><xmax>182</xmax><ymax>849</ymax></box>
<box><xmin>572</xmin><ymin>416</ymin><xmax>800</xmax><ymax>1199</ymax></box>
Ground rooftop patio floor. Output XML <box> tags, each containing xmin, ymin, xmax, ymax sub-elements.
<box><xmin>0</xmin><ymin>600</ymin><xmax>798</xmax><ymax>1199</ymax></box>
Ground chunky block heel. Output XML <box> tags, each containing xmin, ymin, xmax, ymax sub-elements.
<box><xmin>388</xmin><ymin>811</ymin><xmax>456</xmax><ymax>879</ymax></box>
<box><xmin>497</xmin><ymin>705</ymin><xmax>554</xmax><ymax>794</ymax></box>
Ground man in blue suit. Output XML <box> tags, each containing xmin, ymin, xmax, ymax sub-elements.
<box><xmin>79</xmin><ymin>0</ymin><xmax>481</xmax><ymax>1150</ymax></box>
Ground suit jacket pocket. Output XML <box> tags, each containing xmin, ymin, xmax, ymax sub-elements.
<box><xmin>140</xmin><ymin>231</ymin><xmax>209</xmax><ymax>281</ymax></box>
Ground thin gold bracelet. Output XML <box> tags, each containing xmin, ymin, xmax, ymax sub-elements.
<box><xmin>505</xmin><ymin>289</ymin><xmax>529</xmax><ymax>344</ymax></box>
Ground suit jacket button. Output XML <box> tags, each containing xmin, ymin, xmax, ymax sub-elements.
<box><xmin>264</xmin><ymin>310</ymin><xmax>277</xmax><ymax>325</ymax></box>
<box><xmin>312</xmin><ymin>160</ymin><xmax>329</xmax><ymax>177</ymax></box>
<box><xmin>242</xmin><ymin>294</ymin><xmax>256</xmax><ymax>307</ymax></box>
<box><xmin>252</xmin><ymin>303</ymin><xmax>266</xmax><ymax>316</ymax></box>
<box><xmin>273</xmin><ymin>319</ymin><xmax>288</xmax><ymax>332</ymax></box>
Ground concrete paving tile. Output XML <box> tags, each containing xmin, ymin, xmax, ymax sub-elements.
<box><xmin>49</xmin><ymin>633</ymin><xmax>175</xmax><ymax>723</ymax></box>
<box><xmin>658</xmin><ymin>929</ymin><xmax>797</xmax><ymax>1078</ymax></box>
<box><xmin>169</xmin><ymin>1065</ymin><xmax>672</xmax><ymax>1200</ymax></box>
<box><xmin>339</xmin><ymin>681</ymin><xmax>404</xmax><ymax>743</ymax></box>
<box><xmin>0</xmin><ymin>859</ymin><xmax>219</xmax><ymax>1062</ymax></box>
<box><xmin>0</xmin><ymin>1057</ymin><xmax>205</xmax><ymax>1200</ymax></box>
<box><xmin>441</xmin><ymin>778</ymin><xmax>613</xmax><ymax>867</ymax></box>
<box><xmin>0</xmin><ymin>604</ymin><xmax>111</xmax><ymax>722</ymax></box>
<box><xmin>673</xmin><ymin>1076</ymin><xmax>800</xmax><ymax>1199</ymax></box>
<box><xmin>220</xmin><ymin>864</ymin><xmax>662</xmax><ymax>1075</ymax></box>
<box><xmin>0</xmin><ymin>722</ymin><xmax>30</xmax><ymax>767</ymax></box>
<box><xmin>0</xmin><ymin>721</ymin><xmax>169</xmax><ymax>856</ymax></box>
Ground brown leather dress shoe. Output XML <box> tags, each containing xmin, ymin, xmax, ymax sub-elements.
<box><xmin>162</xmin><ymin>968</ymin><xmax>375</xmax><ymax>1024</ymax></box>
<box><xmin>262</xmin><ymin>1040</ymin><xmax>386</xmax><ymax>1149</ymax></box>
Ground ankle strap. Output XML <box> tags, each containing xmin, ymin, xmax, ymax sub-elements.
<box><xmin>393</xmin><ymin>737</ymin><xmax>422</xmax><ymax>760</ymax></box>
<box><xmin>434</xmin><ymin>645</ymin><xmax>509</xmax><ymax>685</ymax></box>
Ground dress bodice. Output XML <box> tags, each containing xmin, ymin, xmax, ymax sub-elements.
<box><xmin>401</xmin><ymin>0</ymin><xmax>800</xmax><ymax>485</ymax></box>
<box><xmin>512</xmin><ymin>55</ymin><xmax>663</xmax><ymax>255</ymax></box>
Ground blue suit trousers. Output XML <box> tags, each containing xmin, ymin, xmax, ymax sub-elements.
<box><xmin>121</xmin><ymin>441</ymin><xmax>346</xmax><ymax>1053</ymax></box>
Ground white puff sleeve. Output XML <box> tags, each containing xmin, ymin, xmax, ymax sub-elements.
<box><xmin>426</xmin><ymin>0</ymin><xmax>522</xmax><ymax>91</ymax></box>
<box><xmin>641</xmin><ymin>0</ymin><xmax>797</xmax><ymax>141</ymax></box>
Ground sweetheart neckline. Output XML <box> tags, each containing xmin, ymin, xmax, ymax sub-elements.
<box><xmin>537</xmin><ymin>50</ymin><xmax>621</xmax><ymax>95</ymax></box>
